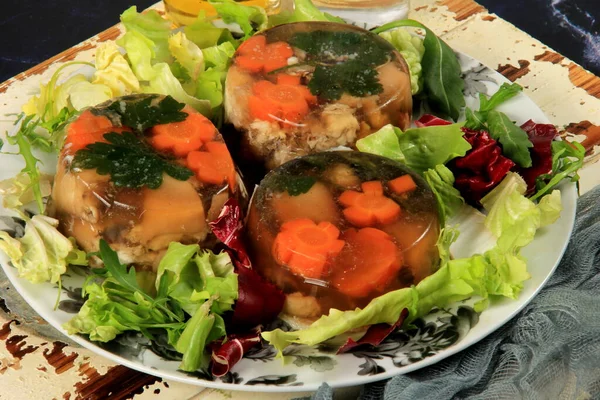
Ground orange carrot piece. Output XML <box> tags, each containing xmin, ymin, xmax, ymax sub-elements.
<box><xmin>332</xmin><ymin>228</ymin><xmax>402</xmax><ymax>297</ymax></box>
<box><xmin>388</xmin><ymin>175</ymin><xmax>417</xmax><ymax>195</ymax></box>
<box><xmin>186</xmin><ymin>141</ymin><xmax>236</xmax><ymax>190</ymax></box>
<box><xmin>234</xmin><ymin>36</ymin><xmax>293</xmax><ymax>74</ymax></box>
<box><xmin>272</xmin><ymin>218</ymin><xmax>345</xmax><ymax>279</ymax></box>
<box><xmin>65</xmin><ymin>126</ymin><xmax>130</xmax><ymax>153</ymax></box>
<box><xmin>263</xmin><ymin>41</ymin><xmax>294</xmax><ymax>72</ymax></box>
<box><xmin>237</xmin><ymin>35</ymin><xmax>267</xmax><ymax>56</ymax></box>
<box><xmin>249</xmin><ymin>80</ymin><xmax>310</xmax><ymax>123</ymax></box>
<box><xmin>339</xmin><ymin>181</ymin><xmax>401</xmax><ymax>227</ymax></box>
<box><xmin>150</xmin><ymin>112</ymin><xmax>216</xmax><ymax>157</ymax></box>
<box><xmin>67</xmin><ymin>110</ymin><xmax>113</xmax><ymax>138</ymax></box>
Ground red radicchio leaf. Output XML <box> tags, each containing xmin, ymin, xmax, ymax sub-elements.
<box><xmin>516</xmin><ymin>120</ymin><xmax>558</xmax><ymax>193</ymax></box>
<box><xmin>209</xmin><ymin>198</ymin><xmax>252</xmax><ymax>269</ymax></box>
<box><xmin>232</xmin><ymin>266</ymin><xmax>285</xmax><ymax>328</ymax></box>
<box><xmin>450</xmin><ymin>129</ymin><xmax>515</xmax><ymax>206</ymax></box>
<box><xmin>415</xmin><ymin>114</ymin><xmax>453</xmax><ymax>127</ymax></box>
<box><xmin>336</xmin><ymin>309</ymin><xmax>409</xmax><ymax>354</ymax></box>
<box><xmin>209</xmin><ymin>198</ymin><xmax>285</xmax><ymax>328</ymax></box>
<box><xmin>211</xmin><ymin>330</ymin><xmax>262</xmax><ymax>377</ymax></box>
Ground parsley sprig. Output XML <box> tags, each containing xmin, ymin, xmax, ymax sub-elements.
<box><xmin>288</xmin><ymin>30</ymin><xmax>390</xmax><ymax>101</ymax></box>
<box><xmin>72</xmin><ymin>131</ymin><xmax>193</xmax><ymax>189</ymax></box>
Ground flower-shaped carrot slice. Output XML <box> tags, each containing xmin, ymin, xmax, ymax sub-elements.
<box><xmin>332</xmin><ymin>227</ymin><xmax>402</xmax><ymax>298</ymax></box>
<box><xmin>339</xmin><ymin>181</ymin><xmax>401</xmax><ymax>227</ymax></box>
<box><xmin>388</xmin><ymin>175</ymin><xmax>417</xmax><ymax>195</ymax></box>
<box><xmin>248</xmin><ymin>79</ymin><xmax>316</xmax><ymax>124</ymax></box>
<box><xmin>235</xmin><ymin>35</ymin><xmax>294</xmax><ymax>73</ymax></box>
<box><xmin>150</xmin><ymin>112</ymin><xmax>216</xmax><ymax>157</ymax></box>
<box><xmin>64</xmin><ymin>110</ymin><xmax>114</xmax><ymax>153</ymax></box>
<box><xmin>272</xmin><ymin>218</ymin><xmax>345</xmax><ymax>279</ymax></box>
<box><xmin>186</xmin><ymin>141</ymin><xmax>236</xmax><ymax>190</ymax></box>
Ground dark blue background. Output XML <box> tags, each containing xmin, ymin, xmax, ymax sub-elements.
<box><xmin>0</xmin><ymin>0</ymin><xmax>598</xmax><ymax>82</ymax></box>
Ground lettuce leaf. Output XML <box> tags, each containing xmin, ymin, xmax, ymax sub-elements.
<box><xmin>120</xmin><ymin>6</ymin><xmax>171</xmax><ymax>62</ymax></box>
<box><xmin>268</xmin><ymin>0</ymin><xmax>345</xmax><ymax>27</ymax></box>
<box><xmin>0</xmin><ymin>215</ymin><xmax>87</xmax><ymax>284</ymax></box>
<box><xmin>116</xmin><ymin>30</ymin><xmax>157</xmax><ymax>81</ymax></box>
<box><xmin>0</xmin><ymin>172</ymin><xmax>52</xmax><ymax>210</ymax></box>
<box><xmin>184</xmin><ymin>11</ymin><xmax>236</xmax><ymax>49</ymax></box>
<box><xmin>92</xmin><ymin>42</ymin><xmax>140</xmax><ymax>97</ymax></box>
<box><xmin>423</xmin><ymin>165</ymin><xmax>464</xmax><ymax>225</ymax></box>
<box><xmin>144</xmin><ymin>63</ymin><xmax>212</xmax><ymax>116</ymax></box>
<box><xmin>379</xmin><ymin>28</ymin><xmax>425</xmax><ymax>95</ymax></box>
<box><xmin>210</xmin><ymin>0</ymin><xmax>267</xmax><ymax>38</ymax></box>
<box><xmin>169</xmin><ymin>32</ymin><xmax>205</xmax><ymax>81</ymax></box>
<box><xmin>356</xmin><ymin>123</ymin><xmax>471</xmax><ymax>174</ymax></box>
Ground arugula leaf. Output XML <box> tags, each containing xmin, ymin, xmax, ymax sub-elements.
<box><xmin>465</xmin><ymin>83</ymin><xmax>523</xmax><ymax>129</ymax></box>
<box><xmin>373</xmin><ymin>20</ymin><xmax>465</xmax><ymax>121</ymax></box>
<box><xmin>72</xmin><ymin>131</ymin><xmax>193</xmax><ymax>189</ymax></box>
<box><xmin>102</xmin><ymin>95</ymin><xmax>188</xmax><ymax>133</ymax></box>
<box><xmin>486</xmin><ymin>110</ymin><xmax>533</xmax><ymax>168</ymax></box>
<box><xmin>288</xmin><ymin>30</ymin><xmax>390</xmax><ymax>100</ymax></box>
<box><xmin>479</xmin><ymin>83</ymin><xmax>522</xmax><ymax>112</ymax></box>
<box><xmin>530</xmin><ymin>140</ymin><xmax>585</xmax><ymax>201</ymax></box>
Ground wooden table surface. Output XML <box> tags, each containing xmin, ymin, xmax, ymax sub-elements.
<box><xmin>1</xmin><ymin>0</ymin><xmax>599</xmax><ymax>399</ymax></box>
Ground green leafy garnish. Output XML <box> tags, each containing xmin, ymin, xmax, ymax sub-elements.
<box><xmin>268</xmin><ymin>0</ymin><xmax>344</xmax><ymax>27</ymax></box>
<box><xmin>423</xmin><ymin>164</ymin><xmax>464</xmax><ymax>225</ymax></box>
<box><xmin>288</xmin><ymin>30</ymin><xmax>391</xmax><ymax>100</ymax></box>
<box><xmin>209</xmin><ymin>0</ymin><xmax>267</xmax><ymax>39</ymax></box>
<box><xmin>72</xmin><ymin>131</ymin><xmax>193</xmax><ymax>189</ymax></box>
<box><xmin>270</xmin><ymin>175</ymin><xmax>317</xmax><ymax>196</ymax></box>
<box><xmin>465</xmin><ymin>83</ymin><xmax>523</xmax><ymax>130</ymax></box>
<box><xmin>486</xmin><ymin>110</ymin><xmax>533</xmax><ymax>168</ymax></box>
<box><xmin>101</xmin><ymin>95</ymin><xmax>188</xmax><ymax>133</ymax></box>
<box><xmin>373</xmin><ymin>20</ymin><xmax>465</xmax><ymax>121</ymax></box>
<box><xmin>64</xmin><ymin>240</ymin><xmax>237</xmax><ymax>372</ymax></box>
<box><xmin>530</xmin><ymin>140</ymin><xmax>585</xmax><ymax>201</ymax></box>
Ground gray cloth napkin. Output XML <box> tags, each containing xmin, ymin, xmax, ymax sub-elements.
<box><xmin>310</xmin><ymin>184</ymin><xmax>600</xmax><ymax>400</ymax></box>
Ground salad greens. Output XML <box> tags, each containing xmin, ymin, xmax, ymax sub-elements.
<box><xmin>0</xmin><ymin>215</ymin><xmax>87</xmax><ymax>284</ymax></box>
<box><xmin>210</xmin><ymin>0</ymin><xmax>267</xmax><ymax>38</ymax></box>
<box><xmin>374</xmin><ymin>20</ymin><xmax>465</xmax><ymax>121</ymax></box>
<box><xmin>531</xmin><ymin>141</ymin><xmax>585</xmax><ymax>201</ymax></box>
<box><xmin>267</xmin><ymin>0</ymin><xmax>344</xmax><ymax>26</ymax></box>
<box><xmin>378</xmin><ymin>28</ymin><xmax>425</xmax><ymax>95</ymax></box>
<box><xmin>356</xmin><ymin>123</ymin><xmax>471</xmax><ymax>174</ymax></box>
<box><xmin>423</xmin><ymin>164</ymin><xmax>464</xmax><ymax>225</ymax></box>
<box><xmin>263</xmin><ymin>173</ymin><xmax>563</xmax><ymax>354</ymax></box>
<box><xmin>64</xmin><ymin>240</ymin><xmax>237</xmax><ymax>372</ymax></box>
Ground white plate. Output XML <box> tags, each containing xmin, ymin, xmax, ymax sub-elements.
<box><xmin>0</xmin><ymin>52</ymin><xmax>577</xmax><ymax>392</ymax></box>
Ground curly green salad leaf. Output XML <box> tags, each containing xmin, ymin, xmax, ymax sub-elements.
<box><xmin>379</xmin><ymin>28</ymin><xmax>425</xmax><ymax>95</ymax></box>
<box><xmin>423</xmin><ymin>164</ymin><xmax>464</xmax><ymax>225</ymax></box>
<box><xmin>0</xmin><ymin>215</ymin><xmax>87</xmax><ymax>284</ymax></box>
<box><xmin>0</xmin><ymin>172</ymin><xmax>52</xmax><ymax>211</ymax></box>
<box><xmin>64</xmin><ymin>241</ymin><xmax>237</xmax><ymax>372</ymax></box>
<box><xmin>263</xmin><ymin>173</ymin><xmax>562</xmax><ymax>354</ymax></box>
<box><xmin>356</xmin><ymin>123</ymin><xmax>471</xmax><ymax>174</ymax></box>
<box><xmin>531</xmin><ymin>140</ymin><xmax>585</xmax><ymax>201</ymax></box>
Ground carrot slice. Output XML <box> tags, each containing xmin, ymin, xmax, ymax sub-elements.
<box><xmin>272</xmin><ymin>218</ymin><xmax>345</xmax><ymax>279</ymax></box>
<box><xmin>388</xmin><ymin>175</ymin><xmax>417</xmax><ymax>195</ymax></box>
<box><xmin>263</xmin><ymin>41</ymin><xmax>294</xmax><ymax>73</ymax></box>
<box><xmin>67</xmin><ymin>110</ymin><xmax>113</xmax><ymax>138</ymax></box>
<box><xmin>339</xmin><ymin>181</ymin><xmax>401</xmax><ymax>227</ymax></box>
<box><xmin>234</xmin><ymin>35</ymin><xmax>293</xmax><ymax>74</ymax></box>
<box><xmin>150</xmin><ymin>112</ymin><xmax>216</xmax><ymax>157</ymax></box>
<box><xmin>186</xmin><ymin>141</ymin><xmax>236</xmax><ymax>190</ymax></box>
<box><xmin>65</xmin><ymin>126</ymin><xmax>131</xmax><ymax>153</ymax></box>
<box><xmin>332</xmin><ymin>228</ymin><xmax>402</xmax><ymax>297</ymax></box>
<box><xmin>249</xmin><ymin>80</ymin><xmax>310</xmax><ymax>123</ymax></box>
